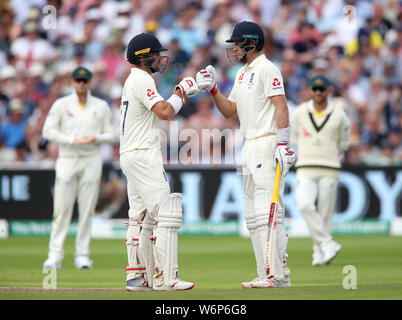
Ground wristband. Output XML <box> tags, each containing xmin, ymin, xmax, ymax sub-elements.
<box><xmin>276</xmin><ymin>127</ymin><xmax>290</xmax><ymax>144</ymax></box>
<box><xmin>167</xmin><ymin>93</ymin><xmax>183</xmax><ymax>114</ymax></box>
<box><xmin>209</xmin><ymin>83</ymin><xmax>218</xmax><ymax>96</ymax></box>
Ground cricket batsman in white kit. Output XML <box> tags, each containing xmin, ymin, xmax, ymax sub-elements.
<box><xmin>196</xmin><ymin>21</ymin><xmax>296</xmax><ymax>288</ymax></box>
<box><xmin>291</xmin><ymin>75</ymin><xmax>350</xmax><ymax>266</ymax></box>
<box><xmin>120</xmin><ymin>33</ymin><xmax>197</xmax><ymax>291</ymax></box>
<box><xmin>42</xmin><ymin>66</ymin><xmax>114</xmax><ymax>269</ymax></box>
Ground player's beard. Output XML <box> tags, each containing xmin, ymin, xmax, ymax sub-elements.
<box><xmin>145</xmin><ymin>56</ymin><xmax>169</xmax><ymax>73</ymax></box>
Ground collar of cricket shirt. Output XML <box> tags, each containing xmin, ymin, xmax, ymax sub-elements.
<box><xmin>308</xmin><ymin>98</ymin><xmax>335</xmax><ymax>115</ymax></box>
<box><xmin>73</xmin><ymin>90</ymin><xmax>92</xmax><ymax>106</ymax></box>
<box><xmin>244</xmin><ymin>53</ymin><xmax>266</xmax><ymax>71</ymax></box>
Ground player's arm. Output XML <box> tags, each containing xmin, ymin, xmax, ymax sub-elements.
<box><xmin>42</xmin><ymin>100</ymin><xmax>75</xmax><ymax>145</ymax></box>
<box><xmin>338</xmin><ymin>110</ymin><xmax>351</xmax><ymax>155</ymax></box>
<box><xmin>271</xmin><ymin>94</ymin><xmax>296</xmax><ymax>177</ymax></box>
<box><xmin>152</xmin><ymin>88</ymin><xmax>183</xmax><ymax>120</ymax></box>
<box><xmin>211</xmin><ymin>91</ymin><xmax>237</xmax><ymax>119</ymax></box>
<box><xmin>152</xmin><ymin>77</ymin><xmax>199</xmax><ymax>120</ymax></box>
<box><xmin>196</xmin><ymin>65</ymin><xmax>237</xmax><ymax>118</ymax></box>
<box><xmin>271</xmin><ymin>94</ymin><xmax>289</xmax><ymax>129</ymax></box>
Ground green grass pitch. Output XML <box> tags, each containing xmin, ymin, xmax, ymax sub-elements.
<box><xmin>0</xmin><ymin>235</ymin><xmax>401</xmax><ymax>300</ymax></box>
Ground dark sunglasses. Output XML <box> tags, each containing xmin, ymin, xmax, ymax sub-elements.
<box><xmin>312</xmin><ymin>87</ymin><xmax>327</xmax><ymax>92</ymax></box>
<box><xmin>74</xmin><ymin>78</ymin><xmax>90</xmax><ymax>84</ymax></box>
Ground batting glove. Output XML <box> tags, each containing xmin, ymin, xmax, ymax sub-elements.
<box><xmin>175</xmin><ymin>77</ymin><xmax>199</xmax><ymax>99</ymax></box>
<box><xmin>196</xmin><ymin>65</ymin><xmax>218</xmax><ymax>95</ymax></box>
<box><xmin>274</xmin><ymin>143</ymin><xmax>296</xmax><ymax>177</ymax></box>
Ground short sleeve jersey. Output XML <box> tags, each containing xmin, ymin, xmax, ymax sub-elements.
<box><xmin>228</xmin><ymin>54</ymin><xmax>285</xmax><ymax>140</ymax></box>
<box><xmin>119</xmin><ymin>68</ymin><xmax>165</xmax><ymax>153</ymax></box>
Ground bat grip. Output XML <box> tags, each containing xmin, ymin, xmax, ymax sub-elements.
<box><xmin>272</xmin><ymin>162</ymin><xmax>281</xmax><ymax>203</ymax></box>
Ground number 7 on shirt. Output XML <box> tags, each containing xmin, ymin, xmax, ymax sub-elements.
<box><xmin>121</xmin><ymin>101</ymin><xmax>129</xmax><ymax>135</ymax></box>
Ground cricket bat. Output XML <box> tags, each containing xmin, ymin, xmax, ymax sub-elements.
<box><xmin>266</xmin><ymin>162</ymin><xmax>282</xmax><ymax>278</ymax></box>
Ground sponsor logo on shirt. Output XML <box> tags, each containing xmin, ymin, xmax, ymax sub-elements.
<box><xmin>272</xmin><ymin>78</ymin><xmax>281</xmax><ymax>86</ymax></box>
<box><xmin>272</xmin><ymin>77</ymin><xmax>282</xmax><ymax>90</ymax></box>
<box><xmin>147</xmin><ymin>89</ymin><xmax>155</xmax><ymax>97</ymax></box>
<box><xmin>302</xmin><ymin>128</ymin><xmax>311</xmax><ymax>136</ymax></box>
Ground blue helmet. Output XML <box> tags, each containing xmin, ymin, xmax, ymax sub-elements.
<box><xmin>226</xmin><ymin>21</ymin><xmax>265</xmax><ymax>51</ymax></box>
<box><xmin>126</xmin><ymin>33</ymin><xmax>169</xmax><ymax>72</ymax></box>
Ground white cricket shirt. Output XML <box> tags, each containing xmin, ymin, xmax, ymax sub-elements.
<box><xmin>42</xmin><ymin>91</ymin><xmax>114</xmax><ymax>157</ymax></box>
<box><xmin>228</xmin><ymin>54</ymin><xmax>285</xmax><ymax>140</ymax></box>
<box><xmin>119</xmin><ymin>68</ymin><xmax>165</xmax><ymax>154</ymax></box>
<box><xmin>290</xmin><ymin>99</ymin><xmax>351</xmax><ymax>174</ymax></box>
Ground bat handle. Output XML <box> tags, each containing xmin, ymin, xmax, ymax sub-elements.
<box><xmin>272</xmin><ymin>162</ymin><xmax>281</xmax><ymax>203</ymax></box>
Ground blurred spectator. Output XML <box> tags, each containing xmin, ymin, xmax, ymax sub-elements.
<box><xmin>0</xmin><ymin>99</ymin><xmax>28</xmax><ymax>149</ymax></box>
<box><xmin>291</xmin><ymin>21</ymin><xmax>320</xmax><ymax>71</ymax></box>
<box><xmin>100</xmin><ymin>37</ymin><xmax>126</xmax><ymax>81</ymax></box>
<box><xmin>0</xmin><ymin>0</ymin><xmax>400</xmax><ymax>166</ymax></box>
<box><xmin>169</xmin><ymin>2</ymin><xmax>203</xmax><ymax>54</ymax></box>
<box><xmin>10</xmin><ymin>21</ymin><xmax>58</xmax><ymax>71</ymax></box>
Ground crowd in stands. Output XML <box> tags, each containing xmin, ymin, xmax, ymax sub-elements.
<box><xmin>0</xmin><ymin>0</ymin><xmax>401</xmax><ymax>167</ymax></box>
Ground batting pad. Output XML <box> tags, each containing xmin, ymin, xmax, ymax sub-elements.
<box><xmin>125</xmin><ymin>219</ymin><xmax>145</xmax><ymax>282</ymax></box>
<box><xmin>253</xmin><ymin>190</ymin><xmax>270</xmax><ymax>279</ymax></box>
<box><xmin>154</xmin><ymin>193</ymin><xmax>183</xmax><ymax>286</ymax></box>
<box><xmin>139</xmin><ymin>214</ymin><xmax>155</xmax><ymax>287</ymax></box>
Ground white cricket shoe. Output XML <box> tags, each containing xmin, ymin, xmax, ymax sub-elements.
<box><xmin>322</xmin><ymin>241</ymin><xmax>342</xmax><ymax>265</ymax></box>
<box><xmin>241</xmin><ymin>277</ymin><xmax>262</xmax><ymax>289</ymax></box>
<box><xmin>43</xmin><ymin>257</ymin><xmax>62</xmax><ymax>269</ymax></box>
<box><xmin>250</xmin><ymin>276</ymin><xmax>291</xmax><ymax>288</ymax></box>
<box><xmin>312</xmin><ymin>251</ymin><xmax>325</xmax><ymax>266</ymax></box>
<box><xmin>126</xmin><ymin>277</ymin><xmax>152</xmax><ymax>292</ymax></box>
<box><xmin>153</xmin><ymin>279</ymin><xmax>194</xmax><ymax>291</ymax></box>
<box><xmin>74</xmin><ymin>255</ymin><xmax>93</xmax><ymax>269</ymax></box>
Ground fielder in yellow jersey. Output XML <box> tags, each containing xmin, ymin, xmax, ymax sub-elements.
<box><xmin>121</xmin><ymin>33</ymin><xmax>197</xmax><ymax>291</ymax></box>
<box><xmin>42</xmin><ymin>66</ymin><xmax>114</xmax><ymax>270</ymax></box>
<box><xmin>196</xmin><ymin>21</ymin><xmax>296</xmax><ymax>288</ymax></box>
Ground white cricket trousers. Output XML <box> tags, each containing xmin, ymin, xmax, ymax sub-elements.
<box><xmin>296</xmin><ymin>173</ymin><xmax>338</xmax><ymax>250</ymax></box>
<box><xmin>242</xmin><ymin>135</ymin><xmax>288</xmax><ymax>279</ymax></box>
<box><xmin>48</xmin><ymin>155</ymin><xmax>102</xmax><ymax>260</ymax></box>
<box><xmin>119</xmin><ymin>149</ymin><xmax>170</xmax><ymax>220</ymax></box>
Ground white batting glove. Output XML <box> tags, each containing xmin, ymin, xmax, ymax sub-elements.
<box><xmin>196</xmin><ymin>65</ymin><xmax>218</xmax><ymax>95</ymax></box>
<box><xmin>274</xmin><ymin>143</ymin><xmax>296</xmax><ymax>177</ymax></box>
<box><xmin>175</xmin><ymin>77</ymin><xmax>199</xmax><ymax>99</ymax></box>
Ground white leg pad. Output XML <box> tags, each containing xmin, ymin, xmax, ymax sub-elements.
<box><xmin>139</xmin><ymin>214</ymin><xmax>156</xmax><ymax>287</ymax></box>
<box><xmin>154</xmin><ymin>193</ymin><xmax>183</xmax><ymax>287</ymax></box>
<box><xmin>125</xmin><ymin>219</ymin><xmax>145</xmax><ymax>281</ymax></box>
<box><xmin>246</xmin><ymin>214</ymin><xmax>266</xmax><ymax>279</ymax></box>
<box><xmin>254</xmin><ymin>190</ymin><xmax>270</xmax><ymax>278</ymax></box>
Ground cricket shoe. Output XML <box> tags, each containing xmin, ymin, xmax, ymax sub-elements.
<box><xmin>43</xmin><ymin>257</ymin><xmax>62</xmax><ymax>269</ymax></box>
<box><xmin>126</xmin><ymin>277</ymin><xmax>152</xmax><ymax>292</ymax></box>
<box><xmin>153</xmin><ymin>279</ymin><xmax>194</xmax><ymax>291</ymax></box>
<box><xmin>312</xmin><ymin>252</ymin><xmax>325</xmax><ymax>266</ymax></box>
<box><xmin>74</xmin><ymin>255</ymin><xmax>93</xmax><ymax>269</ymax></box>
<box><xmin>322</xmin><ymin>241</ymin><xmax>342</xmax><ymax>265</ymax></box>
<box><xmin>250</xmin><ymin>276</ymin><xmax>291</xmax><ymax>288</ymax></box>
<box><xmin>241</xmin><ymin>277</ymin><xmax>263</xmax><ymax>289</ymax></box>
